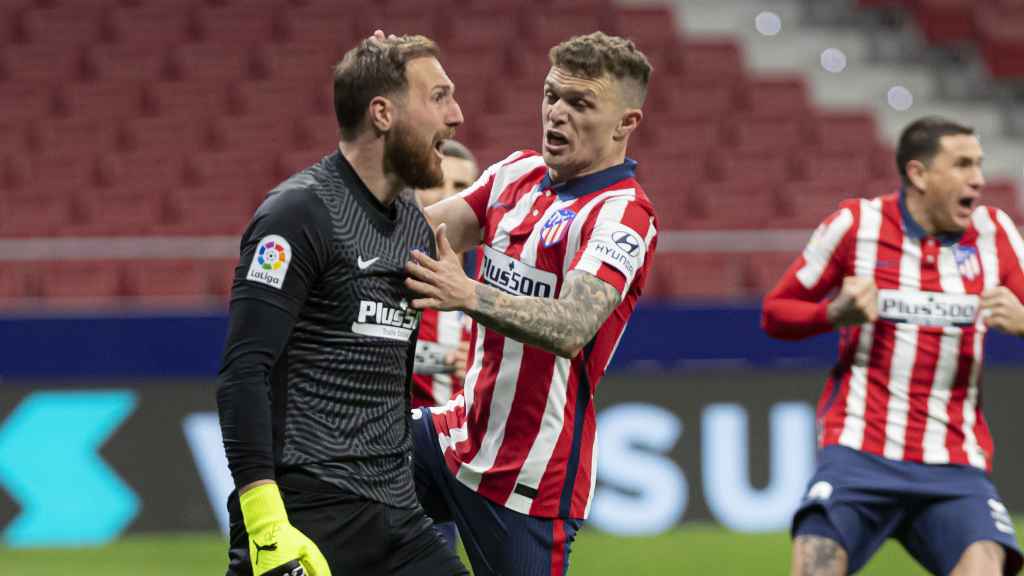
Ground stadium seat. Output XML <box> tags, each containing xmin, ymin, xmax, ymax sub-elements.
<box><xmin>443</xmin><ymin>50</ymin><xmax>510</xmax><ymax>93</ymax></box>
<box><xmin>0</xmin><ymin>263</ymin><xmax>38</xmax><ymax>301</ymax></box>
<box><xmin>54</xmin><ymin>81</ymin><xmax>145</xmax><ymax>120</ymax></box>
<box><xmin>184</xmin><ymin>148</ymin><xmax>280</xmax><ymax>192</ymax></box>
<box><xmin>97</xmin><ymin>150</ymin><xmax>187</xmax><ymax>196</ymax></box>
<box><xmin>207</xmin><ymin>258</ymin><xmax>240</xmax><ymax>298</ymax></box>
<box><xmin>677</xmin><ymin>40</ymin><xmax>745</xmax><ymax>87</ymax></box>
<box><xmin>30</xmin><ymin>118</ymin><xmax>123</xmax><ymax>158</ymax></box>
<box><xmin>0</xmin><ymin>121</ymin><xmax>29</xmax><ymax>158</ymax></box>
<box><xmin>276</xmin><ymin>6</ymin><xmax>359</xmax><ymax>52</ymax></box>
<box><xmin>101</xmin><ymin>5</ymin><xmax>192</xmax><ymax>47</ymax></box>
<box><xmin>693</xmin><ymin>181</ymin><xmax>786</xmax><ymax>229</ymax></box>
<box><xmin>254</xmin><ymin>44</ymin><xmax>340</xmax><ymax>84</ymax></box>
<box><xmin>975</xmin><ymin>4</ymin><xmax>1024</xmax><ymax>78</ymax></box>
<box><xmin>75</xmin><ymin>191</ymin><xmax>167</xmax><ymax>236</ymax></box>
<box><xmin>775</xmin><ymin>182</ymin><xmax>858</xmax><ymax>228</ymax></box>
<box><xmin>83</xmin><ymin>44</ymin><xmax>169</xmax><ymax>82</ymax></box>
<box><xmin>0</xmin><ymin>83</ymin><xmax>56</xmax><ymax>120</ymax></box>
<box><xmin>208</xmin><ymin>115</ymin><xmax>301</xmax><ymax>152</ymax></box>
<box><xmin>615</xmin><ymin>5</ymin><xmax>681</xmax><ymax>51</ymax></box>
<box><xmin>811</xmin><ymin>112</ymin><xmax>879</xmax><ymax>154</ymax></box>
<box><xmin>526</xmin><ymin>12</ymin><xmax>611</xmax><ymax>50</ymax></box>
<box><xmin>0</xmin><ymin>196</ymin><xmax>75</xmax><ymax>237</ymax></box>
<box><xmin>746</xmin><ymin>252</ymin><xmax>800</xmax><ymax>295</ymax></box>
<box><xmin>728</xmin><ymin>119</ymin><xmax>805</xmax><ymax>153</ymax></box>
<box><xmin>792</xmin><ymin>152</ymin><xmax>873</xmax><ymax>184</ymax></box>
<box><xmin>443</xmin><ymin>14</ymin><xmax>520</xmax><ymax>52</ymax></box>
<box><xmin>0</xmin><ymin>44</ymin><xmax>85</xmax><ymax>82</ymax></box>
<box><xmin>708</xmin><ymin>151</ymin><xmax>789</xmax><ymax>184</ymax></box>
<box><xmin>982</xmin><ymin>181</ymin><xmax>1023</xmax><ymax>221</ymax></box>
<box><xmin>38</xmin><ymin>261</ymin><xmax>123</xmax><ymax>300</ymax></box>
<box><xmin>646</xmin><ymin>253</ymin><xmax>751</xmax><ymax>299</ymax></box>
<box><xmin>649</xmin><ymin>84</ymin><xmax>736</xmax><ymax>120</ymax></box>
<box><xmin>738</xmin><ymin>76</ymin><xmax>812</xmax><ymax>119</ymax></box>
<box><xmin>227</xmin><ymin>80</ymin><xmax>319</xmax><ymax>117</ymax></box>
<box><xmin>191</xmin><ymin>3</ymin><xmax>281</xmax><ymax>45</ymax></box>
<box><xmin>15</xmin><ymin>6</ymin><xmax>105</xmax><ymax>46</ymax></box>
<box><xmin>123</xmin><ymin>259</ymin><xmax>212</xmax><ymax>302</ymax></box>
<box><xmin>294</xmin><ymin>113</ymin><xmax>341</xmax><ymax>152</ymax></box>
<box><xmin>143</xmin><ymin>80</ymin><xmax>231</xmax><ymax>118</ymax></box>
<box><xmin>120</xmin><ymin>115</ymin><xmax>209</xmax><ymax>154</ymax></box>
<box><xmin>167</xmin><ymin>44</ymin><xmax>257</xmax><ymax>81</ymax></box>
<box><xmin>163</xmin><ymin>185</ymin><xmax>260</xmax><ymax>235</ymax></box>
<box><xmin>909</xmin><ymin>0</ymin><xmax>976</xmax><ymax>45</ymax></box>
<box><xmin>277</xmin><ymin>148</ymin><xmax>330</xmax><ymax>180</ymax></box>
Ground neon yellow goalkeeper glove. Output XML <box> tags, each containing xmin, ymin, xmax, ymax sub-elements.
<box><xmin>240</xmin><ymin>483</ymin><xmax>332</xmax><ymax>576</ymax></box>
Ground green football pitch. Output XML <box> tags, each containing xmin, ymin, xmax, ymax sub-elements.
<box><xmin>4</xmin><ymin>521</ymin><xmax>1011</xmax><ymax>576</ymax></box>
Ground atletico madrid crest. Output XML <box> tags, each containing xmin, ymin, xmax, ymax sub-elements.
<box><xmin>540</xmin><ymin>208</ymin><xmax>576</xmax><ymax>247</ymax></box>
<box><xmin>953</xmin><ymin>244</ymin><xmax>981</xmax><ymax>281</ymax></box>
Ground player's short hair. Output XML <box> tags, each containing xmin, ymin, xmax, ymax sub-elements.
<box><xmin>438</xmin><ymin>139</ymin><xmax>476</xmax><ymax>165</ymax></box>
<box><xmin>896</xmin><ymin>116</ymin><xmax>976</xmax><ymax>185</ymax></box>
<box><xmin>549</xmin><ymin>31</ymin><xmax>652</xmax><ymax>107</ymax></box>
<box><xmin>333</xmin><ymin>35</ymin><xmax>440</xmax><ymax>141</ymax></box>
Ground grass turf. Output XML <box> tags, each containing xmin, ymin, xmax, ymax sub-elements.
<box><xmin>0</xmin><ymin>522</ymin><xmax>998</xmax><ymax>575</ymax></box>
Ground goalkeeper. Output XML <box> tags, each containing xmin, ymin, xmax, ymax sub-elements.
<box><xmin>217</xmin><ymin>34</ymin><xmax>468</xmax><ymax>576</ymax></box>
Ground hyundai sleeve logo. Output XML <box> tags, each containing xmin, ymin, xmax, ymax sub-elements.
<box><xmin>612</xmin><ymin>231</ymin><xmax>642</xmax><ymax>256</ymax></box>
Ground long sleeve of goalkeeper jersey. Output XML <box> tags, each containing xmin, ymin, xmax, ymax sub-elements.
<box><xmin>762</xmin><ymin>203</ymin><xmax>857</xmax><ymax>341</ymax></box>
<box><xmin>216</xmin><ymin>185</ymin><xmax>333</xmax><ymax>489</ymax></box>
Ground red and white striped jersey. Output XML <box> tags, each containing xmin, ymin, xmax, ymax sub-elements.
<box><xmin>763</xmin><ymin>193</ymin><xmax>1024</xmax><ymax>471</ymax></box>
<box><xmin>411</xmin><ymin>308</ymin><xmax>465</xmax><ymax>408</ymax></box>
<box><xmin>427</xmin><ymin>151</ymin><xmax>657</xmax><ymax>519</ymax></box>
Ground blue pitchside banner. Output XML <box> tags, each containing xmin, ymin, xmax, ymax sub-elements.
<box><xmin>1</xmin><ymin>302</ymin><xmax>1022</xmax><ymax>379</ymax></box>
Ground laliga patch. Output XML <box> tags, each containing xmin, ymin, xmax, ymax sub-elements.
<box><xmin>587</xmin><ymin>223</ymin><xmax>646</xmax><ymax>278</ymax></box>
<box><xmin>246</xmin><ymin>235</ymin><xmax>292</xmax><ymax>289</ymax></box>
<box><xmin>540</xmin><ymin>208</ymin><xmax>576</xmax><ymax>247</ymax></box>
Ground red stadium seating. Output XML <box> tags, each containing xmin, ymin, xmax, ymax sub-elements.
<box><xmin>0</xmin><ymin>83</ymin><xmax>54</xmax><ymax>121</ymax></box>
<box><xmin>646</xmin><ymin>253</ymin><xmax>752</xmax><ymax>299</ymax></box>
<box><xmin>227</xmin><ymin>80</ymin><xmax>320</xmax><ymax>117</ymax></box>
<box><xmin>143</xmin><ymin>80</ymin><xmax>231</xmax><ymax>118</ymax></box>
<box><xmin>55</xmin><ymin>81</ymin><xmax>146</xmax><ymax>120</ymax></box>
<box><xmin>101</xmin><ymin>5</ymin><xmax>192</xmax><ymax>48</ymax></box>
<box><xmin>15</xmin><ymin>6</ymin><xmax>105</xmax><ymax>46</ymax></box>
<box><xmin>120</xmin><ymin>115</ymin><xmax>210</xmax><ymax>154</ymax></box>
<box><xmin>123</xmin><ymin>260</ymin><xmax>212</xmax><ymax>302</ymax></box>
<box><xmin>190</xmin><ymin>3</ymin><xmax>281</xmax><ymax>46</ymax></box>
<box><xmin>167</xmin><ymin>44</ymin><xmax>256</xmax><ymax>82</ymax></box>
<box><xmin>38</xmin><ymin>261</ymin><xmax>123</xmax><ymax>300</ymax></box>
<box><xmin>30</xmin><ymin>118</ymin><xmax>123</xmax><ymax>158</ymax></box>
<box><xmin>84</xmin><ymin>44</ymin><xmax>169</xmax><ymax>82</ymax></box>
<box><xmin>0</xmin><ymin>44</ymin><xmax>85</xmax><ymax>83</ymax></box>
<box><xmin>738</xmin><ymin>76</ymin><xmax>811</xmax><ymax>119</ymax></box>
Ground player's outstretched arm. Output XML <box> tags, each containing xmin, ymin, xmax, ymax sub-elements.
<box><xmin>405</xmin><ymin>225</ymin><xmax>619</xmax><ymax>358</ymax></box>
<box><xmin>424</xmin><ymin>195</ymin><xmax>483</xmax><ymax>254</ymax></box>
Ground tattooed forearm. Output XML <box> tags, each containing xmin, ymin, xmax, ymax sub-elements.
<box><xmin>793</xmin><ymin>536</ymin><xmax>846</xmax><ymax>576</ymax></box>
<box><xmin>467</xmin><ymin>271</ymin><xmax>620</xmax><ymax>358</ymax></box>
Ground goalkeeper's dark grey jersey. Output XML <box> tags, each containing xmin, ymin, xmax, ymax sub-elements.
<box><xmin>217</xmin><ymin>150</ymin><xmax>435</xmax><ymax>509</ymax></box>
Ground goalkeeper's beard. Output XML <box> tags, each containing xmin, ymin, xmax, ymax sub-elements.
<box><xmin>383</xmin><ymin>119</ymin><xmax>445</xmax><ymax>190</ymax></box>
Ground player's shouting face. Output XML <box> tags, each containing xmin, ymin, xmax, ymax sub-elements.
<box><xmin>541</xmin><ymin>67</ymin><xmax>641</xmax><ymax>182</ymax></box>
<box><xmin>386</xmin><ymin>57</ymin><xmax>463</xmax><ymax>189</ymax></box>
<box><xmin>906</xmin><ymin>133</ymin><xmax>985</xmax><ymax>233</ymax></box>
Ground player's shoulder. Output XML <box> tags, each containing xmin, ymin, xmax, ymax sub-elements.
<box><xmin>485</xmin><ymin>150</ymin><xmax>546</xmax><ymax>179</ymax></box>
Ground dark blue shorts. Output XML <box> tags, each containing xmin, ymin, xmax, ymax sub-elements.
<box><xmin>793</xmin><ymin>445</ymin><xmax>1022</xmax><ymax>575</ymax></box>
<box><xmin>411</xmin><ymin>408</ymin><xmax>583</xmax><ymax>576</ymax></box>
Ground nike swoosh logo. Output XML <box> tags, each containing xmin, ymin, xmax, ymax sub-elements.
<box><xmin>357</xmin><ymin>256</ymin><xmax>380</xmax><ymax>270</ymax></box>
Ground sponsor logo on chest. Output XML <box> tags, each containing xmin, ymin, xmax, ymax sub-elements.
<box><xmin>352</xmin><ymin>299</ymin><xmax>419</xmax><ymax>341</ymax></box>
<box><xmin>481</xmin><ymin>245</ymin><xmax>558</xmax><ymax>298</ymax></box>
<box><xmin>877</xmin><ymin>289</ymin><xmax>979</xmax><ymax>327</ymax></box>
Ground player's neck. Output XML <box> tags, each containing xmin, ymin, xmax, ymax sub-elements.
<box><xmin>338</xmin><ymin>141</ymin><xmax>404</xmax><ymax>206</ymax></box>
<box><xmin>548</xmin><ymin>150</ymin><xmax>627</xmax><ymax>184</ymax></box>
<box><xmin>903</xmin><ymin>188</ymin><xmax>940</xmax><ymax>236</ymax></box>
